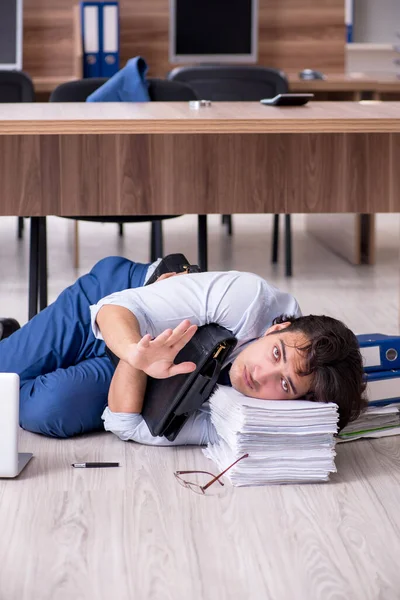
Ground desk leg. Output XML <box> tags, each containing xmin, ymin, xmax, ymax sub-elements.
<box><xmin>29</xmin><ymin>218</ymin><xmax>39</xmax><ymax>320</ymax></box>
<box><xmin>38</xmin><ymin>217</ymin><xmax>48</xmax><ymax>311</ymax></box>
<box><xmin>151</xmin><ymin>221</ymin><xmax>163</xmax><ymax>262</ymax></box>
<box><xmin>360</xmin><ymin>214</ymin><xmax>375</xmax><ymax>265</ymax></box>
<box><xmin>198</xmin><ymin>215</ymin><xmax>208</xmax><ymax>271</ymax></box>
<box><xmin>285</xmin><ymin>215</ymin><xmax>292</xmax><ymax>277</ymax></box>
<box><xmin>272</xmin><ymin>214</ymin><xmax>279</xmax><ymax>264</ymax></box>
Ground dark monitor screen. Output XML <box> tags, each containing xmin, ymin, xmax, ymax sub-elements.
<box><xmin>0</xmin><ymin>0</ymin><xmax>22</xmax><ymax>68</ymax></box>
<box><xmin>173</xmin><ymin>0</ymin><xmax>256</xmax><ymax>58</ymax></box>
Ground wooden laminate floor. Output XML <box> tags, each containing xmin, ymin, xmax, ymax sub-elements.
<box><xmin>1</xmin><ymin>214</ymin><xmax>400</xmax><ymax>600</ymax></box>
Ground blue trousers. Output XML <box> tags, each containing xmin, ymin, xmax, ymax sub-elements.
<box><xmin>0</xmin><ymin>257</ymin><xmax>149</xmax><ymax>438</ymax></box>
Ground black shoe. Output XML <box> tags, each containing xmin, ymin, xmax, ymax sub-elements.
<box><xmin>0</xmin><ymin>318</ymin><xmax>21</xmax><ymax>341</ymax></box>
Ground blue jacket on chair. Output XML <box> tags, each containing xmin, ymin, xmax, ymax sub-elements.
<box><xmin>86</xmin><ymin>56</ymin><xmax>150</xmax><ymax>102</ymax></box>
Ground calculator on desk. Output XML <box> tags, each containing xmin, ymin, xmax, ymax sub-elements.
<box><xmin>260</xmin><ymin>93</ymin><xmax>314</xmax><ymax>106</ymax></box>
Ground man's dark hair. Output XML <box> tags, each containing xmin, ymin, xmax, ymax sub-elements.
<box><xmin>272</xmin><ymin>314</ymin><xmax>367</xmax><ymax>431</ymax></box>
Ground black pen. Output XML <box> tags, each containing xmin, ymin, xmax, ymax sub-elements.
<box><xmin>71</xmin><ymin>462</ymin><xmax>120</xmax><ymax>468</ymax></box>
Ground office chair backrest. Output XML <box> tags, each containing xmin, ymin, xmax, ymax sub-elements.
<box><xmin>49</xmin><ymin>78</ymin><xmax>108</xmax><ymax>102</ymax></box>
<box><xmin>148</xmin><ymin>78</ymin><xmax>198</xmax><ymax>101</ymax></box>
<box><xmin>50</xmin><ymin>77</ymin><xmax>198</xmax><ymax>103</ymax></box>
<box><xmin>0</xmin><ymin>71</ymin><xmax>35</xmax><ymax>102</ymax></box>
<box><xmin>168</xmin><ymin>66</ymin><xmax>289</xmax><ymax>101</ymax></box>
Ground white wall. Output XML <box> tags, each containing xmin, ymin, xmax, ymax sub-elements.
<box><xmin>353</xmin><ymin>0</ymin><xmax>400</xmax><ymax>44</ymax></box>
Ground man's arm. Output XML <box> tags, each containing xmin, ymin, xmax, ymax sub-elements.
<box><xmin>108</xmin><ymin>359</ymin><xmax>146</xmax><ymax>413</ymax></box>
<box><xmin>102</xmin><ymin>402</ymin><xmax>219</xmax><ymax>446</ymax></box>
<box><xmin>95</xmin><ymin>272</ymin><xmax>189</xmax><ymax>361</ymax></box>
<box><xmin>95</xmin><ymin>305</ymin><xmax>146</xmax><ymax>413</ymax></box>
<box><xmin>95</xmin><ymin>304</ymin><xmax>198</xmax><ymax>413</ymax></box>
<box><xmin>96</xmin><ymin>305</ymin><xmax>198</xmax><ymax>377</ymax></box>
<box><xmin>96</xmin><ymin>305</ymin><xmax>142</xmax><ymax>361</ymax></box>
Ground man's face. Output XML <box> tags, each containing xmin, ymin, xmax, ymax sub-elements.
<box><xmin>229</xmin><ymin>323</ymin><xmax>313</xmax><ymax>400</ymax></box>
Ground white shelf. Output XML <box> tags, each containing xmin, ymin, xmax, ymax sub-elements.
<box><xmin>346</xmin><ymin>43</ymin><xmax>398</xmax><ymax>76</ymax></box>
<box><xmin>346</xmin><ymin>43</ymin><xmax>395</xmax><ymax>51</ymax></box>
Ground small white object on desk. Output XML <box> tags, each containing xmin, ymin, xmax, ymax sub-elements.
<box><xmin>189</xmin><ymin>100</ymin><xmax>212</xmax><ymax>109</ymax></box>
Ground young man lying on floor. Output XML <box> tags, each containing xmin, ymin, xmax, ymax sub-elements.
<box><xmin>0</xmin><ymin>256</ymin><xmax>366</xmax><ymax>444</ymax></box>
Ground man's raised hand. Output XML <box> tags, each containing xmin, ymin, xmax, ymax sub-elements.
<box><xmin>125</xmin><ymin>319</ymin><xmax>198</xmax><ymax>379</ymax></box>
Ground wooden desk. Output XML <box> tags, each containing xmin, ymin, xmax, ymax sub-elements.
<box><xmin>1</xmin><ymin>101</ymin><xmax>399</xmax><ymax>317</ymax></box>
<box><xmin>0</xmin><ymin>102</ymin><xmax>399</xmax><ymax>217</ymax></box>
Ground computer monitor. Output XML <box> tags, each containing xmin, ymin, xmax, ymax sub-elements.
<box><xmin>169</xmin><ymin>0</ymin><xmax>258</xmax><ymax>64</ymax></box>
<box><xmin>0</xmin><ymin>0</ymin><xmax>23</xmax><ymax>70</ymax></box>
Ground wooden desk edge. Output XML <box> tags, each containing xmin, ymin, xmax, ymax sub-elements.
<box><xmin>2</xmin><ymin>120</ymin><xmax>400</xmax><ymax>135</ymax></box>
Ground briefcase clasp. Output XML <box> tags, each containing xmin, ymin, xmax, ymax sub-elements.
<box><xmin>213</xmin><ymin>343</ymin><xmax>227</xmax><ymax>360</ymax></box>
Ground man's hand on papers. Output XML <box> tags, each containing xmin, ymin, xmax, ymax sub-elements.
<box><xmin>125</xmin><ymin>319</ymin><xmax>198</xmax><ymax>378</ymax></box>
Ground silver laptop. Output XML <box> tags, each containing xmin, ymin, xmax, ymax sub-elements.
<box><xmin>0</xmin><ymin>373</ymin><xmax>33</xmax><ymax>478</ymax></box>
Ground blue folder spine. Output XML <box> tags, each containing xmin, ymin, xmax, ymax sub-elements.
<box><xmin>365</xmin><ymin>369</ymin><xmax>400</xmax><ymax>406</ymax></box>
<box><xmin>358</xmin><ymin>333</ymin><xmax>400</xmax><ymax>372</ymax></box>
<box><xmin>345</xmin><ymin>0</ymin><xmax>353</xmax><ymax>43</ymax></box>
<box><xmin>80</xmin><ymin>1</ymin><xmax>101</xmax><ymax>78</ymax></box>
<box><xmin>368</xmin><ymin>399</ymin><xmax>400</xmax><ymax>407</ymax></box>
<box><xmin>100</xmin><ymin>2</ymin><xmax>120</xmax><ymax>78</ymax></box>
<box><xmin>366</xmin><ymin>369</ymin><xmax>400</xmax><ymax>381</ymax></box>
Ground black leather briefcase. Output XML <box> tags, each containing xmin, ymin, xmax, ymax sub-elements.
<box><xmin>141</xmin><ymin>323</ymin><xmax>237</xmax><ymax>440</ymax></box>
<box><xmin>105</xmin><ymin>253</ymin><xmax>237</xmax><ymax>441</ymax></box>
<box><xmin>145</xmin><ymin>253</ymin><xmax>201</xmax><ymax>285</ymax></box>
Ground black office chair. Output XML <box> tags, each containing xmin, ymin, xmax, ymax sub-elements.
<box><xmin>29</xmin><ymin>77</ymin><xmax>209</xmax><ymax>319</ymax></box>
<box><xmin>0</xmin><ymin>70</ymin><xmax>35</xmax><ymax>101</ymax></box>
<box><xmin>0</xmin><ymin>71</ymin><xmax>35</xmax><ymax>240</ymax></box>
<box><xmin>168</xmin><ymin>65</ymin><xmax>293</xmax><ymax>276</ymax></box>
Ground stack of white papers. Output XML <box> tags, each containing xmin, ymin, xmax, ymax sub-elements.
<box><xmin>203</xmin><ymin>385</ymin><xmax>339</xmax><ymax>486</ymax></box>
<box><xmin>338</xmin><ymin>404</ymin><xmax>400</xmax><ymax>442</ymax></box>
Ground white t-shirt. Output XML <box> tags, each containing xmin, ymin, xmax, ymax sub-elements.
<box><xmin>90</xmin><ymin>270</ymin><xmax>301</xmax><ymax>446</ymax></box>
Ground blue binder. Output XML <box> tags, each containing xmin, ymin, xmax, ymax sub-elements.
<box><xmin>80</xmin><ymin>1</ymin><xmax>101</xmax><ymax>78</ymax></box>
<box><xmin>345</xmin><ymin>0</ymin><xmax>353</xmax><ymax>43</ymax></box>
<box><xmin>357</xmin><ymin>333</ymin><xmax>400</xmax><ymax>372</ymax></box>
<box><xmin>365</xmin><ymin>369</ymin><xmax>400</xmax><ymax>406</ymax></box>
<box><xmin>100</xmin><ymin>2</ymin><xmax>120</xmax><ymax>78</ymax></box>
